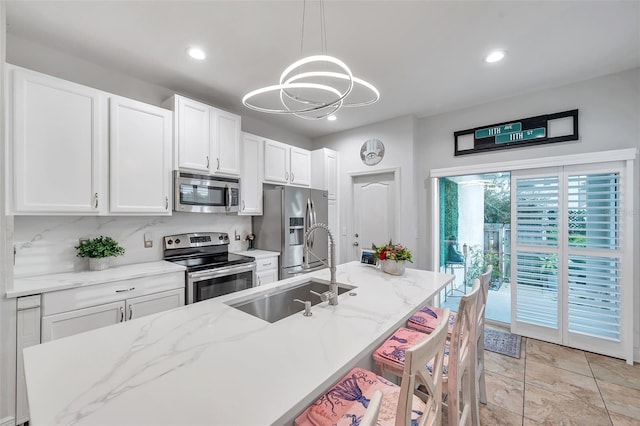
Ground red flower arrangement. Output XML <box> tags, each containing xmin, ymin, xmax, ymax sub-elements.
<box><xmin>371</xmin><ymin>240</ymin><xmax>413</xmax><ymax>263</ymax></box>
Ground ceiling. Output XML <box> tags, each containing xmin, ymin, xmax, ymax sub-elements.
<box><xmin>5</xmin><ymin>1</ymin><xmax>640</xmax><ymax>139</ymax></box>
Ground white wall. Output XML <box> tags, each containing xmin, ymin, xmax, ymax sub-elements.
<box><xmin>6</xmin><ymin>34</ymin><xmax>312</xmax><ymax>149</ymax></box>
<box><xmin>415</xmin><ymin>68</ymin><xmax>640</xmax><ymax>360</ymax></box>
<box><xmin>312</xmin><ymin>115</ymin><xmax>418</xmax><ymax>264</ymax></box>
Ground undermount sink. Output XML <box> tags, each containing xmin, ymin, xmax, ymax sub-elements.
<box><xmin>226</xmin><ymin>279</ymin><xmax>356</xmax><ymax>323</ymax></box>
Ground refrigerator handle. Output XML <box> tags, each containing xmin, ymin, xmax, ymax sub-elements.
<box><xmin>311</xmin><ymin>200</ymin><xmax>318</xmax><ymax>249</ymax></box>
<box><xmin>306</xmin><ymin>197</ymin><xmax>315</xmax><ymax>249</ymax></box>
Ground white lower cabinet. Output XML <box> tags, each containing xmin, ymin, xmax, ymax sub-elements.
<box><xmin>125</xmin><ymin>289</ymin><xmax>184</xmax><ymax>321</ymax></box>
<box><xmin>254</xmin><ymin>254</ymin><xmax>279</xmax><ymax>286</ymax></box>
<box><xmin>42</xmin><ymin>300</ymin><xmax>123</xmax><ymax>342</ymax></box>
<box><xmin>41</xmin><ymin>288</ymin><xmax>184</xmax><ymax>343</ymax></box>
<box><xmin>16</xmin><ymin>295</ymin><xmax>41</xmax><ymax>425</ymax></box>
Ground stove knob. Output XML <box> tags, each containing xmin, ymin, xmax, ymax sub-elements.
<box><xmin>223</xmin><ymin>235</ymin><xmax>229</xmax><ymax>241</ymax></box>
<box><xmin>167</xmin><ymin>239</ymin><xmax>173</xmax><ymax>245</ymax></box>
<box><xmin>175</xmin><ymin>238</ymin><xmax>181</xmax><ymax>244</ymax></box>
<box><xmin>218</xmin><ymin>235</ymin><xmax>224</xmax><ymax>240</ymax></box>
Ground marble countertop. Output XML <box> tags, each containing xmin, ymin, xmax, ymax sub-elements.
<box><xmin>23</xmin><ymin>262</ymin><xmax>454</xmax><ymax>426</ymax></box>
<box><xmin>7</xmin><ymin>261</ymin><xmax>186</xmax><ymax>298</ymax></box>
<box><xmin>233</xmin><ymin>249</ymin><xmax>280</xmax><ymax>259</ymax></box>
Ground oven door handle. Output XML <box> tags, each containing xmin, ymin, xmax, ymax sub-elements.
<box><xmin>188</xmin><ymin>263</ymin><xmax>256</xmax><ymax>281</ymax></box>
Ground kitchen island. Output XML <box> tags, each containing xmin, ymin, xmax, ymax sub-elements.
<box><xmin>23</xmin><ymin>262</ymin><xmax>453</xmax><ymax>425</ymax></box>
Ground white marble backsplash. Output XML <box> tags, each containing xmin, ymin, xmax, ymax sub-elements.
<box><xmin>13</xmin><ymin>213</ymin><xmax>252</xmax><ymax>277</ymax></box>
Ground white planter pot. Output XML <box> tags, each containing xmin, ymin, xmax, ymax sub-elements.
<box><xmin>380</xmin><ymin>259</ymin><xmax>406</xmax><ymax>276</ymax></box>
<box><xmin>89</xmin><ymin>257</ymin><xmax>110</xmax><ymax>271</ymax></box>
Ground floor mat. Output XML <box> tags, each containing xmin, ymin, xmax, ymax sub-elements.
<box><xmin>484</xmin><ymin>327</ymin><xmax>522</xmax><ymax>358</ymax></box>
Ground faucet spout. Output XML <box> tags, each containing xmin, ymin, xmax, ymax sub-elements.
<box><xmin>304</xmin><ymin>223</ymin><xmax>337</xmax><ymax>305</ymax></box>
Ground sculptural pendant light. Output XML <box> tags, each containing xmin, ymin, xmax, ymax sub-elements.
<box><xmin>242</xmin><ymin>0</ymin><xmax>379</xmax><ymax>120</ymax></box>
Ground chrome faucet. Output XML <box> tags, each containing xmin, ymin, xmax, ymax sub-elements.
<box><xmin>303</xmin><ymin>223</ymin><xmax>338</xmax><ymax>305</ymax></box>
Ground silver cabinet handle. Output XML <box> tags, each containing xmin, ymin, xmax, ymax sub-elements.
<box><xmin>291</xmin><ymin>172</ymin><xmax>295</xmax><ymax>182</ymax></box>
<box><xmin>257</xmin><ymin>276</ymin><xmax>261</xmax><ymax>286</ymax></box>
<box><xmin>165</xmin><ymin>196</ymin><xmax>169</xmax><ymax>210</ymax></box>
<box><xmin>285</xmin><ymin>171</ymin><xmax>289</xmax><ymax>182</ymax></box>
<box><xmin>206</xmin><ymin>156</ymin><xmax>210</xmax><ymax>169</ymax></box>
<box><xmin>120</xmin><ymin>306</ymin><xmax>124</xmax><ymax>322</ymax></box>
<box><xmin>128</xmin><ymin>305</ymin><xmax>133</xmax><ymax>320</ymax></box>
<box><xmin>115</xmin><ymin>287</ymin><xmax>136</xmax><ymax>293</ymax></box>
<box><xmin>262</xmin><ymin>262</ymin><xmax>272</xmax><ymax>267</ymax></box>
<box><xmin>216</xmin><ymin>157</ymin><xmax>220</xmax><ymax>170</ymax></box>
<box><xmin>242</xmin><ymin>200</ymin><xmax>245</xmax><ymax>211</ymax></box>
<box><xmin>94</xmin><ymin>193</ymin><xmax>99</xmax><ymax>208</ymax></box>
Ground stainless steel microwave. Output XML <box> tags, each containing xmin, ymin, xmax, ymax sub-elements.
<box><xmin>174</xmin><ymin>171</ymin><xmax>239</xmax><ymax>213</ymax></box>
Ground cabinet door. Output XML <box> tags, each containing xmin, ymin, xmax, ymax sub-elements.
<box><xmin>176</xmin><ymin>96</ymin><xmax>210</xmax><ymax>172</ymax></box>
<box><xmin>326</xmin><ymin>150</ymin><xmax>338</xmax><ymax>199</ymax></box>
<box><xmin>290</xmin><ymin>147</ymin><xmax>311</xmax><ymax>187</ymax></box>
<box><xmin>263</xmin><ymin>139</ymin><xmax>290</xmax><ymax>184</ymax></box>
<box><xmin>256</xmin><ymin>269</ymin><xmax>278</xmax><ymax>286</ymax></box>
<box><xmin>239</xmin><ymin>133</ymin><xmax>263</xmax><ymax>215</ymax></box>
<box><xmin>109</xmin><ymin>96</ymin><xmax>172</xmax><ymax>214</ymax></box>
<box><xmin>125</xmin><ymin>289</ymin><xmax>184</xmax><ymax>321</ymax></box>
<box><xmin>212</xmin><ymin>109</ymin><xmax>241</xmax><ymax>176</ymax></box>
<box><xmin>255</xmin><ymin>255</ymin><xmax>278</xmax><ymax>273</ymax></box>
<box><xmin>11</xmin><ymin>67</ymin><xmax>105</xmax><ymax>214</ymax></box>
<box><xmin>16</xmin><ymin>297</ymin><xmax>41</xmax><ymax>424</ymax></box>
<box><xmin>41</xmin><ymin>301</ymin><xmax>124</xmax><ymax>343</ymax></box>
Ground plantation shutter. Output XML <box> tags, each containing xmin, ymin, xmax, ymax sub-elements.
<box><xmin>512</xmin><ymin>162</ymin><xmax>632</xmax><ymax>362</ymax></box>
<box><xmin>511</xmin><ymin>170</ymin><xmax>562</xmax><ymax>343</ymax></box>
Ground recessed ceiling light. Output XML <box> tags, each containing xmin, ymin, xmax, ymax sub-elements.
<box><xmin>327</xmin><ymin>115</ymin><xmax>337</xmax><ymax>121</ymax></box>
<box><xmin>187</xmin><ymin>47</ymin><xmax>206</xmax><ymax>60</ymax></box>
<box><xmin>484</xmin><ymin>50</ymin><xmax>505</xmax><ymax>63</ymax></box>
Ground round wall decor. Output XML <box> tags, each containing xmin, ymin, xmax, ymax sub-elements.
<box><xmin>360</xmin><ymin>138</ymin><xmax>385</xmax><ymax>166</ymax></box>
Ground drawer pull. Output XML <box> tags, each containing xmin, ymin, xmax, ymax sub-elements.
<box><xmin>129</xmin><ymin>305</ymin><xmax>133</xmax><ymax>320</ymax></box>
<box><xmin>262</xmin><ymin>262</ymin><xmax>272</xmax><ymax>267</ymax></box>
<box><xmin>115</xmin><ymin>287</ymin><xmax>136</xmax><ymax>293</ymax></box>
<box><xmin>120</xmin><ymin>306</ymin><xmax>124</xmax><ymax>322</ymax></box>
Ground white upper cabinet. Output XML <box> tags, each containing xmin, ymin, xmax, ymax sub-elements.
<box><xmin>239</xmin><ymin>133</ymin><xmax>263</xmax><ymax>215</ymax></box>
<box><xmin>168</xmin><ymin>95</ymin><xmax>241</xmax><ymax>176</ymax></box>
<box><xmin>10</xmin><ymin>66</ymin><xmax>106</xmax><ymax>214</ymax></box>
<box><xmin>289</xmin><ymin>146</ymin><xmax>311</xmax><ymax>186</ymax></box>
<box><xmin>212</xmin><ymin>108</ymin><xmax>241</xmax><ymax>176</ymax></box>
<box><xmin>175</xmin><ymin>96</ymin><xmax>210</xmax><ymax>172</ymax></box>
<box><xmin>264</xmin><ymin>139</ymin><xmax>290</xmax><ymax>184</ymax></box>
<box><xmin>263</xmin><ymin>139</ymin><xmax>310</xmax><ymax>187</ymax></box>
<box><xmin>109</xmin><ymin>96</ymin><xmax>172</xmax><ymax>214</ymax></box>
<box><xmin>8</xmin><ymin>65</ymin><xmax>174</xmax><ymax>216</ymax></box>
<box><xmin>311</xmin><ymin>148</ymin><xmax>338</xmax><ymax>199</ymax></box>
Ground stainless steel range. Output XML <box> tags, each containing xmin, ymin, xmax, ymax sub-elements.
<box><xmin>163</xmin><ymin>232</ymin><xmax>256</xmax><ymax>304</ymax></box>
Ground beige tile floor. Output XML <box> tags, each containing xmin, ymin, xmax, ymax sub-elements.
<box><xmin>479</xmin><ymin>337</ymin><xmax>640</xmax><ymax>425</ymax></box>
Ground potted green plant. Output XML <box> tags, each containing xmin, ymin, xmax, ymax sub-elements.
<box><xmin>371</xmin><ymin>240</ymin><xmax>413</xmax><ymax>275</ymax></box>
<box><xmin>75</xmin><ymin>236</ymin><xmax>125</xmax><ymax>271</ymax></box>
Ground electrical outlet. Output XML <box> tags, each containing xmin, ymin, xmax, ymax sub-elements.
<box><xmin>144</xmin><ymin>232</ymin><xmax>153</xmax><ymax>248</ymax></box>
<box><xmin>234</xmin><ymin>230</ymin><xmax>241</xmax><ymax>241</ymax></box>
<box><xmin>79</xmin><ymin>238</ymin><xmax>89</xmax><ymax>245</ymax></box>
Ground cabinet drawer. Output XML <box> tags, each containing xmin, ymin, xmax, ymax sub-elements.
<box><xmin>42</xmin><ymin>271</ymin><xmax>184</xmax><ymax>316</ymax></box>
<box><xmin>255</xmin><ymin>256</ymin><xmax>278</xmax><ymax>272</ymax></box>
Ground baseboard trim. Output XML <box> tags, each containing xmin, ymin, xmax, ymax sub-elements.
<box><xmin>0</xmin><ymin>416</ymin><xmax>15</xmax><ymax>426</ymax></box>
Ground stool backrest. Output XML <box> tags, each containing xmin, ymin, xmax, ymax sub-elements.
<box><xmin>360</xmin><ymin>390</ymin><xmax>383</xmax><ymax>426</ymax></box>
<box><xmin>476</xmin><ymin>264</ymin><xmax>493</xmax><ymax>333</ymax></box>
<box><xmin>397</xmin><ymin>307</ymin><xmax>451</xmax><ymax>426</ymax></box>
<box><xmin>448</xmin><ymin>280</ymin><xmax>481</xmax><ymax>425</ymax></box>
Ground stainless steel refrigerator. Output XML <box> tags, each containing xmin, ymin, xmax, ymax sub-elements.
<box><xmin>253</xmin><ymin>185</ymin><xmax>328</xmax><ymax>279</ymax></box>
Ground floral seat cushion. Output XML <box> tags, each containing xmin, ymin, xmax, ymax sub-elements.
<box><xmin>372</xmin><ymin>327</ymin><xmax>429</xmax><ymax>369</ymax></box>
<box><xmin>407</xmin><ymin>305</ymin><xmax>456</xmax><ymax>334</ymax></box>
<box><xmin>294</xmin><ymin>367</ymin><xmax>425</xmax><ymax>426</ymax></box>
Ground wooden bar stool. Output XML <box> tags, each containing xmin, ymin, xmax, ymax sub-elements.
<box><xmin>471</xmin><ymin>265</ymin><xmax>492</xmax><ymax>426</ymax></box>
<box><xmin>295</xmin><ymin>309</ymin><xmax>450</xmax><ymax>426</ymax></box>
<box><xmin>373</xmin><ymin>283</ymin><xmax>481</xmax><ymax>426</ymax></box>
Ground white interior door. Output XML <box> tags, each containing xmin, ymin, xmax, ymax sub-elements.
<box><xmin>351</xmin><ymin>172</ymin><xmax>397</xmax><ymax>260</ymax></box>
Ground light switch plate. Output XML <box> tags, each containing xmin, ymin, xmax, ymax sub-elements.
<box><xmin>144</xmin><ymin>232</ymin><xmax>153</xmax><ymax>248</ymax></box>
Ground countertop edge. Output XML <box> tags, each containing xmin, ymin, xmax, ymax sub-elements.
<box><xmin>7</xmin><ymin>261</ymin><xmax>187</xmax><ymax>299</ymax></box>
